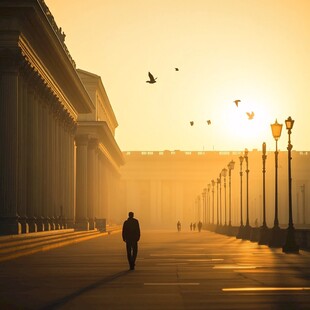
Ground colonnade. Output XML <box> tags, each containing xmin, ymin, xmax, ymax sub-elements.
<box><xmin>0</xmin><ymin>1</ymin><xmax>125</xmax><ymax>235</ymax></box>
<box><xmin>0</xmin><ymin>53</ymin><xmax>123</xmax><ymax>235</ymax></box>
<box><xmin>0</xmin><ymin>56</ymin><xmax>76</xmax><ymax>234</ymax></box>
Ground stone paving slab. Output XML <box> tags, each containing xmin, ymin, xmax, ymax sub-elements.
<box><xmin>0</xmin><ymin>229</ymin><xmax>309</xmax><ymax>309</ymax></box>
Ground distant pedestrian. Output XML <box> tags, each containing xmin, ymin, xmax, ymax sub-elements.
<box><xmin>122</xmin><ymin>211</ymin><xmax>140</xmax><ymax>270</ymax></box>
<box><xmin>177</xmin><ymin>221</ymin><xmax>181</xmax><ymax>232</ymax></box>
<box><xmin>193</xmin><ymin>223</ymin><xmax>196</xmax><ymax>231</ymax></box>
<box><xmin>198</xmin><ymin>221</ymin><xmax>202</xmax><ymax>232</ymax></box>
<box><xmin>190</xmin><ymin>223</ymin><xmax>193</xmax><ymax>231</ymax></box>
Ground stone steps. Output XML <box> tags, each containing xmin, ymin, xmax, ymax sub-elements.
<box><xmin>0</xmin><ymin>226</ymin><xmax>121</xmax><ymax>263</ymax></box>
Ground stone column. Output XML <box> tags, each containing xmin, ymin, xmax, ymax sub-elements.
<box><xmin>67</xmin><ymin>126</ymin><xmax>75</xmax><ymax>228</ymax></box>
<box><xmin>50</xmin><ymin>102</ymin><xmax>58</xmax><ymax>229</ymax></box>
<box><xmin>41</xmin><ymin>97</ymin><xmax>50</xmax><ymax>231</ymax></box>
<box><xmin>87</xmin><ymin>139</ymin><xmax>98</xmax><ymax>230</ymax></box>
<box><xmin>93</xmin><ymin>148</ymin><xmax>99</xmax><ymax>219</ymax></box>
<box><xmin>75</xmin><ymin>135</ymin><xmax>89</xmax><ymax>230</ymax></box>
<box><xmin>36</xmin><ymin>93</ymin><xmax>44</xmax><ymax>232</ymax></box>
<box><xmin>0</xmin><ymin>50</ymin><xmax>21</xmax><ymax>234</ymax></box>
<box><xmin>26</xmin><ymin>84</ymin><xmax>36</xmax><ymax>232</ymax></box>
<box><xmin>47</xmin><ymin>98</ymin><xmax>55</xmax><ymax>230</ymax></box>
<box><xmin>17</xmin><ymin>72</ymin><xmax>29</xmax><ymax>233</ymax></box>
<box><xmin>99</xmin><ymin>155</ymin><xmax>109</xmax><ymax>221</ymax></box>
<box><xmin>54</xmin><ymin>110</ymin><xmax>60</xmax><ymax>229</ymax></box>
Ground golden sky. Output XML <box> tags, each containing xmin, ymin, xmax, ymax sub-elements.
<box><xmin>47</xmin><ymin>0</ymin><xmax>310</xmax><ymax>152</ymax></box>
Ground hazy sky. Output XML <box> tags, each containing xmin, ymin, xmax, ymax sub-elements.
<box><xmin>47</xmin><ymin>0</ymin><xmax>310</xmax><ymax>152</ymax></box>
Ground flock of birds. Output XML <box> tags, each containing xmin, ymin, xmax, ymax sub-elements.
<box><xmin>146</xmin><ymin>70</ymin><xmax>255</xmax><ymax>127</ymax></box>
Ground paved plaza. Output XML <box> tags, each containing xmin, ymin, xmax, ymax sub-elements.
<box><xmin>0</xmin><ymin>229</ymin><xmax>309</xmax><ymax>309</ymax></box>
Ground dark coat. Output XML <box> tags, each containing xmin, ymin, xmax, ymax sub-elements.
<box><xmin>122</xmin><ymin>217</ymin><xmax>140</xmax><ymax>243</ymax></box>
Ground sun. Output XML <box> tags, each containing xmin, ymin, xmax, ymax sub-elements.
<box><xmin>222</xmin><ymin>99</ymin><xmax>273</xmax><ymax>149</ymax></box>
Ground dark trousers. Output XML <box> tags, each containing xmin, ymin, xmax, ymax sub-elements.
<box><xmin>126</xmin><ymin>241</ymin><xmax>138</xmax><ymax>268</ymax></box>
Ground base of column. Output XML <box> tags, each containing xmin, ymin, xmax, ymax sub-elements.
<box><xmin>43</xmin><ymin>218</ymin><xmax>51</xmax><ymax>231</ymax></box>
<box><xmin>89</xmin><ymin>218</ymin><xmax>96</xmax><ymax>230</ymax></box>
<box><xmin>49</xmin><ymin>217</ymin><xmax>56</xmax><ymax>230</ymax></box>
<box><xmin>75</xmin><ymin>219</ymin><xmax>89</xmax><ymax>231</ymax></box>
<box><xmin>19</xmin><ymin>217</ymin><xmax>29</xmax><ymax>234</ymax></box>
<box><xmin>36</xmin><ymin>217</ymin><xmax>45</xmax><ymax>232</ymax></box>
<box><xmin>0</xmin><ymin>216</ymin><xmax>22</xmax><ymax>235</ymax></box>
<box><xmin>28</xmin><ymin>217</ymin><xmax>37</xmax><ymax>233</ymax></box>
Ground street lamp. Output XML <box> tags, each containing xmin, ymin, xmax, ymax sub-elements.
<box><xmin>243</xmin><ymin>148</ymin><xmax>251</xmax><ymax>239</ymax></box>
<box><xmin>202</xmin><ymin>188</ymin><xmax>207</xmax><ymax>227</ymax></box>
<box><xmin>236</xmin><ymin>155</ymin><xmax>244</xmax><ymax>239</ymax></box>
<box><xmin>218</xmin><ymin>172</ymin><xmax>223</xmax><ymax>232</ymax></box>
<box><xmin>197</xmin><ymin>195</ymin><xmax>201</xmax><ymax>223</ymax></box>
<box><xmin>282</xmin><ymin>116</ymin><xmax>299</xmax><ymax>253</ymax></box>
<box><xmin>222</xmin><ymin>168</ymin><xmax>228</xmax><ymax>230</ymax></box>
<box><xmin>227</xmin><ymin>160</ymin><xmax>235</xmax><ymax>235</ymax></box>
<box><xmin>259</xmin><ymin>142</ymin><xmax>269</xmax><ymax>245</ymax></box>
<box><xmin>269</xmin><ymin>119</ymin><xmax>283</xmax><ymax>247</ymax></box>
<box><xmin>207</xmin><ymin>184</ymin><xmax>211</xmax><ymax>226</ymax></box>
<box><xmin>216</xmin><ymin>177</ymin><xmax>220</xmax><ymax>229</ymax></box>
<box><xmin>211</xmin><ymin>179</ymin><xmax>215</xmax><ymax>230</ymax></box>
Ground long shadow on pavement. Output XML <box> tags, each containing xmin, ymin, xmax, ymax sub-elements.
<box><xmin>40</xmin><ymin>270</ymin><xmax>131</xmax><ymax>310</ymax></box>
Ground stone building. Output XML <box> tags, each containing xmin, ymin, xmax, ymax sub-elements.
<box><xmin>120</xmin><ymin>150</ymin><xmax>309</xmax><ymax>230</ymax></box>
<box><xmin>0</xmin><ymin>0</ymin><xmax>124</xmax><ymax>234</ymax></box>
<box><xmin>76</xmin><ymin>69</ymin><xmax>124</xmax><ymax>230</ymax></box>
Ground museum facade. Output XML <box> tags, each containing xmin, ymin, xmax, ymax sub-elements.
<box><xmin>0</xmin><ymin>0</ymin><xmax>124</xmax><ymax>235</ymax></box>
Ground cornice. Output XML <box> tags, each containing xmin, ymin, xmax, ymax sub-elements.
<box><xmin>0</xmin><ymin>0</ymin><xmax>93</xmax><ymax>116</ymax></box>
<box><xmin>76</xmin><ymin>121</ymin><xmax>125</xmax><ymax>167</ymax></box>
<box><xmin>18</xmin><ymin>35</ymin><xmax>78</xmax><ymax>120</ymax></box>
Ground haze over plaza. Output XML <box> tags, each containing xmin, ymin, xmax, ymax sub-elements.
<box><xmin>47</xmin><ymin>0</ymin><xmax>310</xmax><ymax>152</ymax></box>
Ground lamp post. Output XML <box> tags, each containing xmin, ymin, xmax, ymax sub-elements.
<box><xmin>202</xmin><ymin>188</ymin><xmax>207</xmax><ymax>227</ymax></box>
<box><xmin>211</xmin><ymin>179</ymin><xmax>215</xmax><ymax>230</ymax></box>
<box><xmin>243</xmin><ymin>148</ymin><xmax>251</xmax><ymax>239</ymax></box>
<box><xmin>269</xmin><ymin>119</ymin><xmax>283</xmax><ymax>247</ymax></box>
<box><xmin>259</xmin><ymin>142</ymin><xmax>269</xmax><ymax>245</ymax></box>
<box><xmin>216</xmin><ymin>177</ymin><xmax>220</xmax><ymax>229</ymax></box>
<box><xmin>222</xmin><ymin>168</ymin><xmax>228</xmax><ymax>231</ymax></box>
<box><xmin>207</xmin><ymin>184</ymin><xmax>211</xmax><ymax>226</ymax></box>
<box><xmin>197</xmin><ymin>195</ymin><xmax>201</xmax><ymax>223</ymax></box>
<box><xmin>236</xmin><ymin>155</ymin><xmax>244</xmax><ymax>239</ymax></box>
<box><xmin>283</xmin><ymin>116</ymin><xmax>299</xmax><ymax>253</ymax></box>
<box><xmin>227</xmin><ymin>160</ymin><xmax>235</xmax><ymax>235</ymax></box>
<box><xmin>218</xmin><ymin>172</ymin><xmax>222</xmax><ymax>233</ymax></box>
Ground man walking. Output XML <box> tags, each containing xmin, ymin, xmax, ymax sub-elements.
<box><xmin>122</xmin><ymin>211</ymin><xmax>140</xmax><ymax>270</ymax></box>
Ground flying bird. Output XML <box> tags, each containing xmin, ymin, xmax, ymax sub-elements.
<box><xmin>234</xmin><ymin>100</ymin><xmax>241</xmax><ymax>107</ymax></box>
<box><xmin>175</xmin><ymin>68</ymin><xmax>179</xmax><ymax>71</ymax></box>
<box><xmin>246</xmin><ymin>112</ymin><xmax>255</xmax><ymax>120</ymax></box>
<box><xmin>207</xmin><ymin>120</ymin><xmax>211</xmax><ymax>125</ymax></box>
<box><xmin>190</xmin><ymin>121</ymin><xmax>194</xmax><ymax>126</ymax></box>
<box><xmin>146</xmin><ymin>72</ymin><xmax>157</xmax><ymax>84</ymax></box>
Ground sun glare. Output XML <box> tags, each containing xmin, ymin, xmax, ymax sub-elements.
<box><xmin>221</xmin><ymin>99</ymin><xmax>273</xmax><ymax>148</ymax></box>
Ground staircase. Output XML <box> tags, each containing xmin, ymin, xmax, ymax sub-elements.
<box><xmin>0</xmin><ymin>226</ymin><xmax>121</xmax><ymax>263</ymax></box>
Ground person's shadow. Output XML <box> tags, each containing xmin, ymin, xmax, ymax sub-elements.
<box><xmin>40</xmin><ymin>270</ymin><xmax>131</xmax><ymax>309</ymax></box>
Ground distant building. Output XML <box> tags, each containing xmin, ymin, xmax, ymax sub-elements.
<box><xmin>120</xmin><ymin>150</ymin><xmax>310</xmax><ymax>229</ymax></box>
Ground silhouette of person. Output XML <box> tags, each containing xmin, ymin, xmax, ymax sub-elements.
<box><xmin>177</xmin><ymin>221</ymin><xmax>181</xmax><ymax>232</ymax></box>
<box><xmin>122</xmin><ymin>211</ymin><xmax>140</xmax><ymax>270</ymax></box>
<box><xmin>193</xmin><ymin>223</ymin><xmax>196</xmax><ymax>231</ymax></box>
<box><xmin>190</xmin><ymin>223</ymin><xmax>193</xmax><ymax>231</ymax></box>
<box><xmin>198</xmin><ymin>221</ymin><xmax>202</xmax><ymax>232</ymax></box>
